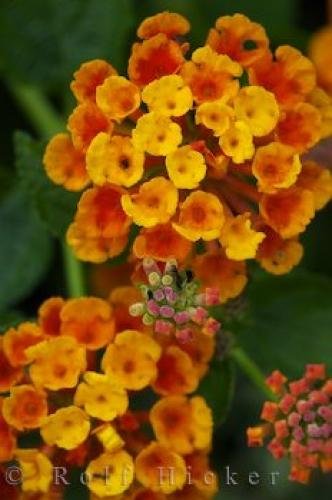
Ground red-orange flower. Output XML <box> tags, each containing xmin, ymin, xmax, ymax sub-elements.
<box><xmin>249</xmin><ymin>46</ymin><xmax>316</xmax><ymax>107</ymax></box>
<box><xmin>133</xmin><ymin>223</ymin><xmax>192</xmax><ymax>263</ymax></box>
<box><xmin>70</xmin><ymin>59</ymin><xmax>117</xmax><ymax>103</ymax></box>
<box><xmin>206</xmin><ymin>13</ymin><xmax>269</xmax><ymax>67</ymax></box>
<box><xmin>0</xmin><ymin>338</ymin><xmax>23</xmax><ymax>393</ymax></box>
<box><xmin>73</xmin><ymin>184</ymin><xmax>131</xmax><ymax>239</ymax></box>
<box><xmin>276</xmin><ymin>103</ymin><xmax>321</xmax><ymax>153</ymax></box>
<box><xmin>2</xmin><ymin>385</ymin><xmax>48</xmax><ymax>431</ymax></box>
<box><xmin>153</xmin><ymin>346</ymin><xmax>199</xmax><ymax>396</ymax></box>
<box><xmin>60</xmin><ymin>297</ymin><xmax>115</xmax><ymax>350</ymax></box>
<box><xmin>137</xmin><ymin>12</ymin><xmax>190</xmax><ymax>39</ymax></box>
<box><xmin>67</xmin><ymin>102</ymin><xmax>111</xmax><ymax>153</ymax></box>
<box><xmin>128</xmin><ymin>34</ymin><xmax>185</xmax><ymax>87</ymax></box>
<box><xmin>38</xmin><ymin>297</ymin><xmax>65</xmax><ymax>337</ymax></box>
<box><xmin>193</xmin><ymin>251</ymin><xmax>248</xmax><ymax>303</ymax></box>
<box><xmin>3</xmin><ymin>322</ymin><xmax>44</xmax><ymax>367</ymax></box>
<box><xmin>260</xmin><ymin>187</ymin><xmax>315</xmax><ymax>238</ymax></box>
<box><xmin>256</xmin><ymin>226</ymin><xmax>303</xmax><ymax>275</ymax></box>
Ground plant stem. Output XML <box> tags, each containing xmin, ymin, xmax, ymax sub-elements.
<box><xmin>230</xmin><ymin>347</ymin><xmax>277</xmax><ymax>401</ymax></box>
<box><xmin>62</xmin><ymin>244</ymin><xmax>86</xmax><ymax>298</ymax></box>
<box><xmin>8</xmin><ymin>79</ymin><xmax>86</xmax><ymax>297</ymax></box>
<box><xmin>9</xmin><ymin>80</ymin><xmax>64</xmax><ymax>139</ymax></box>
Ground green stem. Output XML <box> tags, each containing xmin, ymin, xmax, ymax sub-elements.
<box><xmin>9</xmin><ymin>80</ymin><xmax>64</xmax><ymax>139</ymax></box>
<box><xmin>62</xmin><ymin>244</ymin><xmax>86</xmax><ymax>298</ymax></box>
<box><xmin>8</xmin><ymin>79</ymin><xmax>86</xmax><ymax>297</ymax></box>
<box><xmin>230</xmin><ymin>347</ymin><xmax>277</xmax><ymax>401</ymax></box>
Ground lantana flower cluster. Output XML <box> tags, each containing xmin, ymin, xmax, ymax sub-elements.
<box><xmin>0</xmin><ymin>284</ymin><xmax>217</xmax><ymax>498</ymax></box>
<box><xmin>247</xmin><ymin>364</ymin><xmax>332</xmax><ymax>484</ymax></box>
<box><xmin>43</xmin><ymin>11</ymin><xmax>332</xmax><ymax>300</ymax></box>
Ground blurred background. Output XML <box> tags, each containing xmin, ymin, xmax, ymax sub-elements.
<box><xmin>0</xmin><ymin>1</ymin><xmax>331</xmax><ymax>498</ymax></box>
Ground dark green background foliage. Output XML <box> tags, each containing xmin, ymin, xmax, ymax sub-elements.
<box><xmin>0</xmin><ymin>1</ymin><xmax>331</xmax><ymax>498</ymax></box>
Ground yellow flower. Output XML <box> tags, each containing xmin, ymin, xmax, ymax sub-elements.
<box><xmin>93</xmin><ymin>423</ymin><xmax>124</xmax><ymax>452</ymax></box>
<box><xmin>102</xmin><ymin>329</ymin><xmax>161</xmax><ymax>390</ymax></box>
<box><xmin>257</xmin><ymin>232</ymin><xmax>304</xmax><ymax>275</ymax></box>
<box><xmin>15</xmin><ymin>449</ymin><xmax>53</xmax><ymax>493</ymax></box>
<box><xmin>173</xmin><ymin>190</ymin><xmax>224</xmax><ymax>241</ymax></box>
<box><xmin>132</xmin><ymin>112</ymin><xmax>182</xmax><ymax>155</ymax></box>
<box><xmin>195</xmin><ymin>100</ymin><xmax>234</xmax><ymax>136</ymax></box>
<box><xmin>308</xmin><ymin>87</ymin><xmax>332</xmax><ymax>139</ymax></box>
<box><xmin>25</xmin><ymin>336</ymin><xmax>86</xmax><ymax>390</ymax></box>
<box><xmin>96</xmin><ymin>75</ymin><xmax>140</xmax><ymax>121</ymax></box>
<box><xmin>86</xmin><ymin>133</ymin><xmax>144</xmax><ymax>187</ymax></box>
<box><xmin>142</xmin><ymin>75</ymin><xmax>193</xmax><ymax>116</ymax></box>
<box><xmin>219</xmin><ymin>121</ymin><xmax>254</xmax><ymax>164</ymax></box>
<box><xmin>86</xmin><ymin>450</ymin><xmax>134</xmax><ymax>497</ymax></box>
<box><xmin>234</xmin><ymin>86</ymin><xmax>279</xmax><ymax>137</ymax></box>
<box><xmin>220</xmin><ymin>213</ymin><xmax>265</xmax><ymax>260</ymax></box>
<box><xmin>74</xmin><ymin>371</ymin><xmax>128</xmax><ymax>421</ymax></box>
<box><xmin>121</xmin><ymin>177</ymin><xmax>178</xmax><ymax>227</ymax></box>
<box><xmin>252</xmin><ymin>142</ymin><xmax>302</xmax><ymax>193</ymax></box>
<box><xmin>165</xmin><ymin>145</ymin><xmax>206</xmax><ymax>189</ymax></box>
<box><xmin>135</xmin><ymin>442</ymin><xmax>186</xmax><ymax>494</ymax></box>
<box><xmin>41</xmin><ymin>406</ymin><xmax>90</xmax><ymax>450</ymax></box>
<box><xmin>150</xmin><ymin>395</ymin><xmax>213</xmax><ymax>455</ymax></box>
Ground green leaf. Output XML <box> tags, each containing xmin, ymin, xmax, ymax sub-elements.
<box><xmin>0</xmin><ymin>189</ymin><xmax>52</xmax><ymax>311</ymax></box>
<box><xmin>0</xmin><ymin>0</ymin><xmax>135</xmax><ymax>90</ymax></box>
<box><xmin>15</xmin><ymin>131</ymin><xmax>80</xmax><ymax>238</ymax></box>
<box><xmin>197</xmin><ymin>358</ymin><xmax>235</xmax><ymax>425</ymax></box>
<box><xmin>236</xmin><ymin>269</ymin><xmax>332</xmax><ymax>377</ymax></box>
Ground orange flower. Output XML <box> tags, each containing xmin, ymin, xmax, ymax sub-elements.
<box><xmin>177</xmin><ymin>329</ymin><xmax>215</xmax><ymax>379</ymax></box>
<box><xmin>102</xmin><ymin>330</ymin><xmax>161</xmax><ymax>390</ymax></box>
<box><xmin>2</xmin><ymin>385</ymin><xmax>47</xmax><ymax>431</ymax></box>
<box><xmin>150</xmin><ymin>395</ymin><xmax>213</xmax><ymax>455</ymax></box>
<box><xmin>256</xmin><ymin>226</ymin><xmax>303</xmax><ymax>275</ymax></box>
<box><xmin>67</xmin><ymin>221</ymin><xmax>128</xmax><ymax>263</ymax></box>
<box><xmin>60</xmin><ymin>297</ymin><xmax>115</xmax><ymax>350</ymax></box>
<box><xmin>206</xmin><ymin>14</ymin><xmax>269</xmax><ymax>67</ymax></box>
<box><xmin>3</xmin><ymin>322</ymin><xmax>44</xmax><ymax>367</ymax></box>
<box><xmin>121</xmin><ymin>177</ymin><xmax>178</xmax><ymax>228</ymax></box>
<box><xmin>137</xmin><ymin>12</ymin><xmax>190</xmax><ymax>39</ymax></box>
<box><xmin>296</xmin><ymin>160</ymin><xmax>332</xmax><ymax>210</ymax></box>
<box><xmin>181</xmin><ymin>46</ymin><xmax>242</xmax><ymax>103</ymax></box>
<box><xmin>0</xmin><ymin>398</ymin><xmax>16</xmax><ymax>462</ymax></box>
<box><xmin>130</xmin><ymin>488</ymin><xmax>167</xmax><ymax>500</ymax></box>
<box><xmin>74</xmin><ymin>185</ymin><xmax>131</xmax><ymax>238</ymax></box>
<box><xmin>128</xmin><ymin>34</ymin><xmax>185</xmax><ymax>87</ymax></box>
<box><xmin>133</xmin><ymin>223</ymin><xmax>192</xmax><ymax>263</ymax></box>
<box><xmin>252</xmin><ymin>142</ymin><xmax>302</xmax><ymax>193</ymax></box>
<box><xmin>135</xmin><ymin>442</ymin><xmax>187</xmax><ymax>494</ymax></box>
<box><xmin>193</xmin><ymin>251</ymin><xmax>248</xmax><ymax>303</ymax></box>
<box><xmin>43</xmin><ymin>133</ymin><xmax>89</xmax><ymax>191</ymax></box>
<box><xmin>38</xmin><ymin>297</ymin><xmax>65</xmax><ymax>337</ymax></box>
<box><xmin>109</xmin><ymin>286</ymin><xmax>145</xmax><ymax>332</ymax></box>
<box><xmin>26</xmin><ymin>336</ymin><xmax>86</xmax><ymax>390</ymax></box>
<box><xmin>173</xmin><ymin>191</ymin><xmax>225</xmax><ymax>242</ymax></box>
<box><xmin>260</xmin><ymin>187</ymin><xmax>315</xmax><ymax>238</ymax></box>
<box><xmin>276</xmin><ymin>103</ymin><xmax>321</xmax><ymax>153</ymax></box>
<box><xmin>67</xmin><ymin>102</ymin><xmax>111</xmax><ymax>153</ymax></box>
<box><xmin>309</xmin><ymin>26</ymin><xmax>332</xmax><ymax>94</ymax></box>
<box><xmin>96</xmin><ymin>76</ymin><xmax>141</xmax><ymax>121</ymax></box>
<box><xmin>249</xmin><ymin>46</ymin><xmax>316</xmax><ymax>107</ymax></box>
<box><xmin>153</xmin><ymin>346</ymin><xmax>199</xmax><ymax>396</ymax></box>
<box><xmin>184</xmin><ymin>453</ymin><xmax>218</xmax><ymax>496</ymax></box>
<box><xmin>71</xmin><ymin>59</ymin><xmax>117</xmax><ymax>103</ymax></box>
<box><xmin>0</xmin><ymin>338</ymin><xmax>23</xmax><ymax>393</ymax></box>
